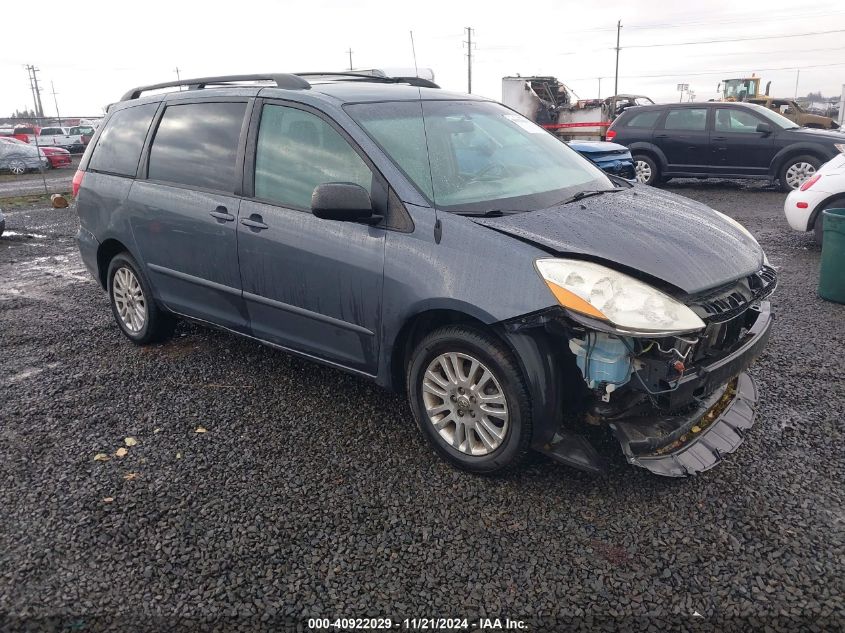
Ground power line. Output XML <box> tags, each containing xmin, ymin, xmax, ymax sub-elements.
<box><xmin>624</xmin><ymin>9</ymin><xmax>845</xmax><ymax>30</ymax></box>
<box><xmin>622</xmin><ymin>28</ymin><xmax>845</xmax><ymax>49</ymax></box>
<box><xmin>569</xmin><ymin>61</ymin><xmax>845</xmax><ymax>82</ymax></box>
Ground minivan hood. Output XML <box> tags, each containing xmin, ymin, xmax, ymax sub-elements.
<box><xmin>473</xmin><ymin>185</ymin><xmax>763</xmax><ymax>295</ymax></box>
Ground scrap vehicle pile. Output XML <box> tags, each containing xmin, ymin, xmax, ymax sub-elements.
<box><xmin>502</xmin><ymin>75</ymin><xmax>653</xmax><ymax>140</ymax></box>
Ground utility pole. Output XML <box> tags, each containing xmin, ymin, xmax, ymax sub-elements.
<box><xmin>31</xmin><ymin>65</ymin><xmax>45</xmax><ymax>118</ymax></box>
<box><xmin>598</xmin><ymin>77</ymin><xmax>602</xmax><ymax>99</ymax></box>
<box><xmin>794</xmin><ymin>68</ymin><xmax>800</xmax><ymax>99</ymax></box>
<box><xmin>464</xmin><ymin>27</ymin><xmax>474</xmax><ymax>94</ymax></box>
<box><xmin>410</xmin><ymin>31</ymin><xmax>419</xmax><ymax>78</ymax></box>
<box><xmin>614</xmin><ymin>20</ymin><xmax>622</xmax><ymax>98</ymax></box>
<box><xmin>347</xmin><ymin>48</ymin><xmax>353</xmax><ymax>71</ymax></box>
<box><xmin>51</xmin><ymin>81</ymin><xmax>62</xmax><ymax>126</ymax></box>
<box><xmin>25</xmin><ymin>66</ymin><xmax>38</xmax><ymax>117</ymax></box>
<box><xmin>175</xmin><ymin>67</ymin><xmax>184</xmax><ymax>90</ymax></box>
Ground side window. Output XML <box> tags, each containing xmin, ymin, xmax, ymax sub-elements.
<box><xmin>624</xmin><ymin>111</ymin><xmax>661</xmax><ymax>128</ymax></box>
<box><xmin>254</xmin><ymin>104</ymin><xmax>372</xmax><ymax>209</ymax></box>
<box><xmin>89</xmin><ymin>103</ymin><xmax>158</xmax><ymax>177</ymax></box>
<box><xmin>663</xmin><ymin>108</ymin><xmax>707</xmax><ymax>131</ymax></box>
<box><xmin>344</xmin><ymin>101</ymin><xmax>433</xmax><ymax>200</ymax></box>
<box><xmin>714</xmin><ymin>109</ymin><xmax>761</xmax><ymax>134</ymax></box>
<box><xmin>148</xmin><ymin>102</ymin><xmax>246</xmax><ymax>192</ymax></box>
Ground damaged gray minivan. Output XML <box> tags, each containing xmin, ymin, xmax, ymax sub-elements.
<box><xmin>74</xmin><ymin>73</ymin><xmax>774</xmax><ymax>477</ymax></box>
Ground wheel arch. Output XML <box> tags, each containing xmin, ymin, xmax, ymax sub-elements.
<box><xmin>388</xmin><ymin>307</ymin><xmax>505</xmax><ymax>394</ymax></box>
<box><xmin>628</xmin><ymin>142</ymin><xmax>668</xmax><ymax>170</ymax></box>
<box><xmin>810</xmin><ymin>192</ymin><xmax>845</xmax><ymax>230</ymax></box>
<box><xmin>769</xmin><ymin>144</ymin><xmax>830</xmax><ymax>179</ymax></box>
<box><xmin>96</xmin><ymin>238</ymin><xmax>131</xmax><ymax>290</ymax></box>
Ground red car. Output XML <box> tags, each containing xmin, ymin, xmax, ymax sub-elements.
<box><xmin>40</xmin><ymin>145</ymin><xmax>73</xmax><ymax>168</ymax></box>
<box><xmin>0</xmin><ymin>137</ymin><xmax>72</xmax><ymax>168</ymax></box>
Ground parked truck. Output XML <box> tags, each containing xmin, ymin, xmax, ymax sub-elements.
<box><xmin>502</xmin><ymin>75</ymin><xmax>653</xmax><ymax>140</ymax></box>
<box><xmin>31</xmin><ymin>126</ymin><xmax>86</xmax><ymax>153</ymax></box>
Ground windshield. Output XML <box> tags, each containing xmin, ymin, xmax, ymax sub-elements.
<box><xmin>745</xmin><ymin>103</ymin><xmax>800</xmax><ymax>129</ymax></box>
<box><xmin>346</xmin><ymin>100</ymin><xmax>612</xmax><ymax>212</ymax></box>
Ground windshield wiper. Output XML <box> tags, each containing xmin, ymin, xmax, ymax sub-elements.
<box><xmin>453</xmin><ymin>209</ymin><xmax>520</xmax><ymax>217</ymax></box>
<box><xmin>556</xmin><ymin>188</ymin><xmax>625</xmax><ymax>206</ymax></box>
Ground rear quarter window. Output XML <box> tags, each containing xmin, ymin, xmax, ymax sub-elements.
<box><xmin>147</xmin><ymin>101</ymin><xmax>246</xmax><ymax>192</ymax></box>
<box><xmin>88</xmin><ymin>103</ymin><xmax>158</xmax><ymax>177</ymax></box>
<box><xmin>623</xmin><ymin>111</ymin><xmax>661</xmax><ymax>128</ymax></box>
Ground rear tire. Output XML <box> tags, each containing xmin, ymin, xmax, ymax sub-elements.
<box><xmin>107</xmin><ymin>252</ymin><xmax>176</xmax><ymax>345</ymax></box>
<box><xmin>815</xmin><ymin>195</ymin><xmax>845</xmax><ymax>245</ymax></box>
<box><xmin>779</xmin><ymin>154</ymin><xmax>821</xmax><ymax>192</ymax></box>
<box><xmin>8</xmin><ymin>159</ymin><xmax>27</xmax><ymax>175</ymax></box>
<box><xmin>406</xmin><ymin>325</ymin><xmax>532</xmax><ymax>474</ymax></box>
<box><xmin>633</xmin><ymin>154</ymin><xmax>659</xmax><ymax>186</ymax></box>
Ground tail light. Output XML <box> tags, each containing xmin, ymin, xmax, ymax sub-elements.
<box><xmin>72</xmin><ymin>170</ymin><xmax>84</xmax><ymax>197</ymax></box>
<box><xmin>799</xmin><ymin>173</ymin><xmax>821</xmax><ymax>191</ymax></box>
<box><xmin>606</xmin><ymin>129</ymin><xmax>617</xmax><ymax>141</ymax></box>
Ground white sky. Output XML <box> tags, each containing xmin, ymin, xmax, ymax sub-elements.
<box><xmin>1</xmin><ymin>0</ymin><xmax>844</xmax><ymax>117</ymax></box>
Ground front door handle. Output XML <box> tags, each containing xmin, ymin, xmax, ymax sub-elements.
<box><xmin>654</xmin><ymin>134</ymin><xmax>669</xmax><ymax>138</ymax></box>
<box><xmin>711</xmin><ymin>136</ymin><xmax>727</xmax><ymax>141</ymax></box>
<box><xmin>240</xmin><ymin>214</ymin><xmax>269</xmax><ymax>230</ymax></box>
<box><xmin>209</xmin><ymin>206</ymin><xmax>235</xmax><ymax>222</ymax></box>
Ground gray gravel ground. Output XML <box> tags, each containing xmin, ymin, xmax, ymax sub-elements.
<box><xmin>0</xmin><ymin>155</ymin><xmax>80</xmax><ymax>196</ymax></box>
<box><xmin>0</xmin><ymin>180</ymin><xmax>843</xmax><ymax>632</ymax></box>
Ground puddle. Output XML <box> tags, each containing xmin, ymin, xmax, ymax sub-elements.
<box><xmin>7</xmin><ymin>362</ymin><xmax>62</xmax><ymax>385</ymax></box>
<box><xmin>1</xmin><ymin>231</ymin><xmax>48</xmax><ymax>239</ymax></box>
<box><xmin>0</xmin><ymin>251</ymin><xmax>91</xmax><ymax>301</ymax></box>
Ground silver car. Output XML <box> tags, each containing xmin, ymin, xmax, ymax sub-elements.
<box><xmin>0</xmin><ymin>138</ymin><xmax>48</xmax><ymax>174</ymax></box>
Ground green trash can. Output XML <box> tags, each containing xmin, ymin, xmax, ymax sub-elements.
<box><xmin>818</xmin><ymin>208</ymin><xmax>845</xmax><ymax>304</ymax></box>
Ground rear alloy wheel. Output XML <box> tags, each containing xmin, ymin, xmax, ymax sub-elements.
<box><xmin>8</xmin><ymin>159</ymin><xmax>27</xmax><ymax>175</ymax></box>
<box><xmin>779</xmin><ymin>155</ymin><xmax>820</xmax><ymax>192</ymax></box>
<box><xmin>633</xmin><ymin>154</ymin><xmax>659</xmax><ymax>186</ymax></box>
<box><xmin>107</xmin><ymin>252</ymin><xmax>176</xmax><ymax>344</ymax></box>
<box><xmin>406</xmin><ymin>326</ymin><xmax>532</xmax><ymax>474</ymax></box>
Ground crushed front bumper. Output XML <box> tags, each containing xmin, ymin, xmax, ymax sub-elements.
<box><xmin>610</xmin><ymin>373</ymin><xmax>757</xmax><ymax>476</ymax></box>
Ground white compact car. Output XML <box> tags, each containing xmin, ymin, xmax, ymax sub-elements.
<box><xmin>785</xmin><ymin>153</ymin><xmax>845</xmax><ymax>243</ymax></box>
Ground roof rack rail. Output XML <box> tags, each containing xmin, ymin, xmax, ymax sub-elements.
<box><xmin>295</xmin><ymin>72</ymin><xmax>440</xmax><ymax>89</ymax></box>
<box><xmin>120</xmin><ymin>73</ymin><xmax>310</xmax><ymax>101</ymax></box>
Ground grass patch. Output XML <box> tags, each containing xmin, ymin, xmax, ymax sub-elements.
<box><xmin>0</xmin><ymin>192</ymin><xmax>72</xmax><ymax>209</ymax></box>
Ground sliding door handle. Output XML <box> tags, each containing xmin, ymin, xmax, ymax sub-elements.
<box><xmin>240</xmin><ymin>214</ymin><xmax>269</xmax><ymax>230</ymax></box>
<box><xmin>209</xmin><ymin>206</ymin><xmax>234</xmax><ymax>222</ymax></box>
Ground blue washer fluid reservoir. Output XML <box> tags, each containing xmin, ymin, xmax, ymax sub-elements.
<box><xmin>568</xmin><ymin>333</ymin><xmax>633</xmax><ymax>389</ymax></box>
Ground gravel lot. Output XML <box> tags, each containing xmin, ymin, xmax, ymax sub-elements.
<box><xmin>0</xmin><ymin>180</ymin><xmax>843</xmax><ymax>632</ymax></box>
<box><xmin>0</xmin><ymin>155</ymin><xmax>80</xmax><ymax>197</ymax></box>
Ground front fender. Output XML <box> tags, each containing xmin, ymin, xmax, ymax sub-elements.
<box><xmin>627</xmin><ymin>142</ymin><xmax>669</xmax><ymax>169</ymax></box>
<box><xmin>769</xmin><ymin>143</ymin><xmax>836</xmax><ymax>178</ymax></box>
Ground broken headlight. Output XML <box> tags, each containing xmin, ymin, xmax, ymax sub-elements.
<box><xmin>535</xmin><ymin>259</ymin><xmax>705</xmax><ymax>335</ymax></box>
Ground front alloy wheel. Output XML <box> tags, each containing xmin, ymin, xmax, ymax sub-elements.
<box><xmin>780</xmin><ymin>154</ymin><xmax>821</xmax><ymax>192</ymax></box>
<box><xmin>407</xmin><ymin>325</ymin><xmax>532</xmax><ymax>474</ymax></box>
<box><xmin>784</xmin><ymin>162</ymin><xmax>816</xmax><ymax>190</ymax></box>
<box><xmin>422</xmin><ymin>352</ymin><xmax>509</xmax><ymax>456</ymax></box>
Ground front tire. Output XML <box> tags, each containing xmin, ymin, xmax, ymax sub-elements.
<box><xmin>633</xmin><ymin>154</ymin><xmax>659</xmax><ymax>186</ymax></box>
<box><xmin>107</xmin><ymin>252</ymin><xmax>175</xmax><ymax>345</ymax></box>
<box><xmin>406</xmin><ymin>326</ymin><xmax>532</xmax><ymax>474</ymax></box>
<box><xmin>779</xmin><ymin>155</ymin><xmax>820</xmax><ymax>192</ymax></box>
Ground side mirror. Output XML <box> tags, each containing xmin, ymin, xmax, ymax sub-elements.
<box><xmin>311</xmin><ymin>182</ymin><xmax>376</xmax><ymax>222</ymax></box>
<box><xmin>756</xmin><ymin>122</ymin><xmax>773</xmax><ymax>135</ymax></box>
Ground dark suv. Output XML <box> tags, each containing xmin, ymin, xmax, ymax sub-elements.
<box><xmin>607</xmin><ymin>102</ymin><xmax>845</xmax><ymax>191</ymax></box>
<box><xmin>75</xmin><ymin>73</ymin><xmax>775</xmax><ymax>477</ymax></box>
